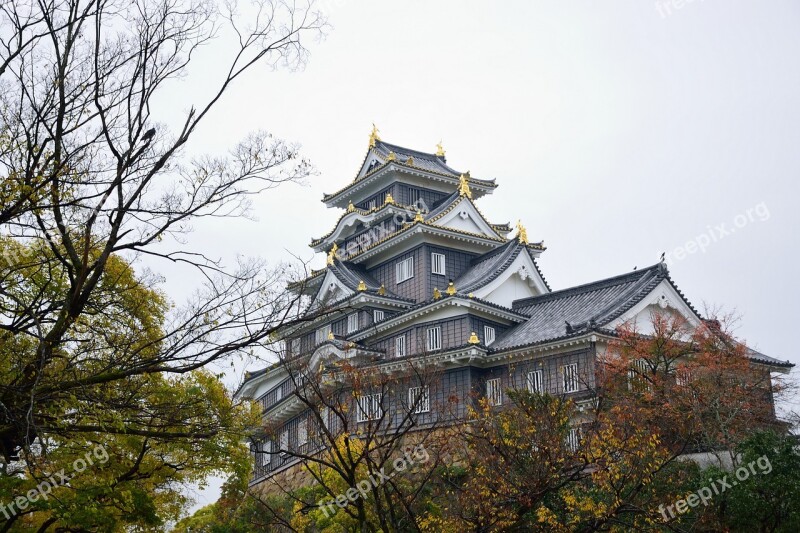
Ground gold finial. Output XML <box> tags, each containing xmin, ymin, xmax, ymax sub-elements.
<box><xmin>384</xmin><ymin>192</ymin><xmax>395</xmax><ymax>205</ymax></box>
<box><xmin>468</xmin><ymin>293</ymin><xmax>474</xmax><ymax>299</ymax></box>
<box><xmin>436</xmin><ymin>141</ymin><xmax>445</xmax><ymax>157</ymax></box>
<box><xmin>432</xmin><ymin>287</ymin><xmax>442</xmax><ymax>300</ymax></box>
<box><xmin>458</xmin><ymin>174</ymin><xmax>472</xmax><ymax>199</ymax></box>
<box><xmin>369</xmin><ymin>124</ymin><xmax>380</xmax><ymax>148</ymax></box>
<box><xmin>386</xmin><ymin>151</ymin><xmax>396</xmax><ymax>161</ymax></box>
<box><xmin>406</xmin><ymin>156</ymin><xmax>414</xmax><ymax>165</ymax></box>
<box><xmin>445</xmin><ymin>280</ymin><xmax>456</xmax><ymax>296</ymax></box>
<box><xmin>377</xmin><ymin>284</ymin><xmax>386</xmax><ymax>296</ymax></box>
<box><xmin>414</xmin><ymin>208</ymin><xmax>424</xmax><ymax>223</ymax></box>
<box><xmin>347</xmin><ymin>201</ymin><xmax>355</xmax><ymax>213</ymax></box>
<box><xmin>516</xmin><ymin>220</ymin><xmax>528</xmax><ymax>245</ymax></box>
<box><xmin>327</xmin><ymin>243</ymin><xmax>338</xmax><ymax>265</ymax></box>
<box><xmin>468</xmin><ymin>331</ymin><xmax>480</xmax><ymax>344</ymax></box>
<box><xmin>357</xmin><ymin>280</ymin><xmax>367</xmax><ymax>291</ymax></box>
<box><xmin>328</xmin><ymin>330</ymin><xmax>335</xmax><ymax>340</ymax></box>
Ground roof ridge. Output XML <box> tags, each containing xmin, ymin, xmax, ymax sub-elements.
<box><xmin>512</xmin><ymin>263</ymin><xmax>666</xmax><ymax>309</ymax></box>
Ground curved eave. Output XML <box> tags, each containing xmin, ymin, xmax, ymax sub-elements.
<box><xmin>322</xmin><ymin>161</ymin><xmax>497</xmax><ymax>208</ymax></box>
<box><xmin>310</xmin><ymin>202</ymin><xmax>418</xmax><ymax>250</ymax></box>
<box><xmin>338</xmin><ymin>221</ymin><xmax>507</xmax><ymax>264</ymax></box>
<box><xmin>349</xmin><ymin>294</ymin><xmax>529</xmax><ymax>342</ymax></box>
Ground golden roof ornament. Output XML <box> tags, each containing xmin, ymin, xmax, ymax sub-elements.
<box><xmin>386</xmin><ymin>151</ymin><xmax>396</xmax><ymax>162</ymax></box>
<box><xmin>347</xmin><ymin>201</ymin><xmax>355</xmax><ymax>213</ymax></box>
<box><xmin>516</xmin><ymin>220</ymin><xmax>529</xmax><ymax>245</ymax></box>
<box><xmin>435</xmin><ymin>141</ymin><xmax>445</xmax><ymax>157</ymax></box>
<box><xmin>384</xmin><ymin>192</ymin><xmax>395</xmax><ymax>205</ymax></box>
<box><xmin>406</xmin><ymin>156</ymin><xmax>414</xmax><ymax>165</ymax></box>
<box><xmin>357</xmin><ymin>280</ymin><xmax>367</xmax><ymax>291</ymax></box>
<box><xmin>445</xmin><ymin>280</ymin><xmax>457</xmax><ymax>296</ymax></box>
<box><xmin>328</xmin><ymin>330</ymin><xmax>335</xmax><ymax>340</ymax></box>
<box><xmin>377</xmin><ymin>284</ymin><xmax>386</xmax><ymax>296</ymax></box>
<box><xmin>458</xmin><ymin>174</ymin><xmax>472</xmax><ymax>199</ymax></box>
<box><xmin>468</xmin><ymin>331</ymin><xmax>480</xmax><ymax>344</ymax></box>
<box><xmin>432</xmin><ymin>287</ymin><xmax>442</xmax><ymax>300</ymax></box>
<box><xmin>414</xmin><ymin>208</ymin><xmax>424</xmax><ymax>223</ymax></box>
<box><xmin>369</xmin><ymin>123</ymin><xmax>380</xmax><ymax>148</ymax></box>
<box><xmin>327</xmin><ymin>243</ymin><xmax>338</xmax><ymax>265</ymax></box>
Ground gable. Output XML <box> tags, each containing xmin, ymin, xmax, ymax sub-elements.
<box><xmin>356</xmin><ymin>152</ymin><xmax>385</xmax><ymax>180</ymax></box>
<box><xmin>309</xmin><ymin>270</ymin><xmax>354</xmax><ymax>310</ymax></box>
<box><xmin>433</xmin><ymin>198</ymin><xmax>502</xmax><ymax>239</ymax></box>
<box><xmin>608</xmin><ymin>278</ymin><xmax>702</xmax><ymax>334</ymax></box>
<box><xmin>473</xmin><ymin>252</ymin><xmax>549</xmax><ymax>307</ymax></box>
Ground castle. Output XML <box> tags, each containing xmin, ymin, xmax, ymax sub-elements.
<box><xmin>236</xmin><ymin>128</ymin><xmax>792</xmax><ymax>485</ymax></box>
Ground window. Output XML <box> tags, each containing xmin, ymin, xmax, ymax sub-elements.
<box><xmin>275</xmin><ymin>384</ymin><xmax>283</xmax><ymax>402</ymax></box>
<box><xmin>396</xmin><ymin>256</ymin><xmax>414</xmax><ymax>283</ymax></box>
<box><xmin>319</xmin><ymin>406</ymin><xmax>331</xmax><ymax>433</ymax></box>
<box><xmin>408</xmin><ymin>386</ymin><xmax>430</xmax><ymax>413</ymax></box>
<box><xmin>374</xmin><ymin>310</ymin><xmax>385</xmax><ymax>322</ymax></box>
<box><xmin>484</xmin><ymin>326</ymin><xmax>496</xmax><ymax>346</ymax></box>
<box><xmin>347</xmin><ymin>313</ymin><xmax>358</xmax><ymax>333</ymax></box>
<box><xmin>526</xmin><ymin>370</ymin><xmax>543</xmax><ymax>393</ymax></box>
<box><xmin>395</xmin><ymin>335</ymin><xmax>407</xmax><ymax>357</ymax></box>
<box><xmin>628</xmin><ymin>359</ymin><xmax>650</xmax><ymax>391</ymax></box>
<box><xmin>367</xmin><ymin>199</ymin><xmax>376</xmax><ymax>210</ymax></box>
<box><xmin>431</xmin><ymin>253</ymin><xmax>446</xmax><ymax>275</ymax></box>
<box><xmin>316</xmin><ymin>324</ymin><xmax>331</xmax><ymax>344</ymax></box>
<box><xmin>566</xmin><ymin>427</ymin><xmax>581</xmax><ymax>452</ymax></box>
<box><xmin>408</xmin><ymin>188</ymin><xmax>421</xmax><ymax>205</ymax></box>
<box><xmin>290</xmin><ymin>338</ymin><xmax>300</xmax><ymax>356</ymax></box>
<box><xmin>486</xmin><ymin>378</ymin><xmax>502</xmax><ymax>406</ymax></box>
<box><xmin>426</xmin><ymin>326</ymin><xmax>441</xmax><ymax>351</ymax></box>
<box><xmin>356</xmin><ymin>393</ymin><xmax>383</xmax><ymax>422</ymax></box>
<box><xmin>675</xmin><ymin>367</ymin><xmax>692</xmax><ymax>387</ymax></box>
<box><xmin>298</xmin><ymin>419</ymin><xmax>308</xmax><ymax>446</ymax></box>
<box><xmin>563</xmin><ymin>363</ymin><xmax>579</xmax><ymax>393</ymax></box>
<box><xmin>279</xmin><ymin>430</ymin><xmax>289</xmax><ymax>456</ymax></box>
<box><xmin>255</xmin><ymin>439</ymin><xmax>271</xmax><ymax>468</ymax></box>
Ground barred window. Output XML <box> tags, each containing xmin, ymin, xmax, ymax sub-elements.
<box><xmin>484</xmin><ymin>326</ymin><xmax>496</xmax><ymax>346</ymax></box>
<box><xmin>408</xmin><ymin>386</ymin><xmax>430</xmax><ymax>413</ymax></box>
<box><xmin>395</xmin><ymin>335</ymin><xmax>407</xmax><ymax>357</ymax></box>
<box><xmin>486</xmin><ymin>378</ymin><xmax>502</xmax><ymax>406</ymax></box>
<box><xmin>316</xmin><ymin>324</ymin><xmax>331</xmax><ymax>345</ymax></box>
<box><xmin>563</xmin><ymin>363</ymin><xmax>579</xmax><ymax>393</ymax></box>
<box><xmin>297</xmin><ymin>419</ymin><xmax>308</xmax><ymax>446</ymax></box>
<box><xmin>628</xmin><ymin>359</ymin><xmax>651</xmax><ymax>390</ymax></box>
<box><xmin>347</xmin><ymin>313</ymin><xmax>358</xmax><ymax>333</ymax></box>
<box><xmin>356</xmin><ymin>393</ymin><xmax>383</xmax><ymax>423</ymax></box>
<box><xmin>396</xmin><ymin>256</ymin><xmax>414</xmax><ymax>283</ymax></box>
<box><xmin>279</xmin><ymin>430</ymin><xmax>289</xmax><ymax>456</ymax></box>
<box><xmin>426</xmin><ymin>326</ymin><xmax>441</xmax><ymax>351</ymax></box>
<box><xmin>526</xmin><ymin>370</ymin><xmax>543</xmax><ymax>393</ymax></box>
<box><xmin>431</xmin><ymin>253</ymin><xmax>446</xmax><ymax>275</ymax></box>
<box><xmin>374</xmin><ymin>310</ymin><xmax>385</xmax><ymax>322</ymax></box>
<box><xmin>566</xmin><ymin>427</ymin><xmax>581</xmax><ymax>452</ymax></box>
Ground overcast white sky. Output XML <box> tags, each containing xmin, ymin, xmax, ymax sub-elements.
<box><xmin>166</xmin><ymin>0</ymin><xmax>800</xmax><ymax>513</ymax></box>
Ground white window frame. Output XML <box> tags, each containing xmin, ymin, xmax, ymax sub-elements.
<box><xmin>395</xmin><ymin>256</ymin><xmax>414</xmax><ymax>283</ymax></box>
<box><xmin>484</xmin><ymin>325</ymin><xmax>496</xmax><ymax>346</ymax></box>
<box><xmin>431</xmin><ymin>252</ymin><xmax>446</xmax><ymax>275</ymax></box>
<box><xmin>316</xmin><ymin>324</ymin><xmax>331</xmax><ymax>345</ymax></box>
<box><xmin>566</xmin><ymin>427</ymin><xmax>581</xmax><ymax>452</ymax></box>
<box><xmin>395</xmin><ymin>335</ymin><xmax>407</xmax><ymax>357</ymax></box>
<box><xmin>290</xmin><ymin>338</ymin><xmax>300</xmax><ymax>355</ymax></box>
<box><xmin>347</xmin><ymin>313</ymin><xmax>358</xmax><ymax>334</ymax></box>
<box><xmin>297</xmin><ymin>419</ymin><xmax>308</xmax><ymax>446</ymax></box>
<box><xmin>408</xmin><ymin>386</ymin><xmax>430</xmax><ymax>413</ymax></box>
<box><xmin>426</xmin><ymin>326</ymin><xmax>441</xmax><ymax>351</ymax></box>
<box><xmin>563</xmin><ymin>363</ymin><xmax>579</xmax><ymax>393</ymax></box>
<box><xmin>373</xmin><ymin>309</ymin><xmax>385</xmax><ymax>323</ymax></box>
<box><xmin>486</xmin><ymin>377</ymin><xmax>502</xmax><ymax>406</ymax></box>
<box><xmin>356</xmin><ymin>393</ymin><xmax>383</xmax><ymax>423</ymax></box>
<box><xmin>628</xmin><ymin>359</ymin><xmax>650</xmax><ymax>390</ymax></box>
<box><xmin>526</xmin><ymin>370</ymin><xmax>543</xmax><ymax>394</ymax></box>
